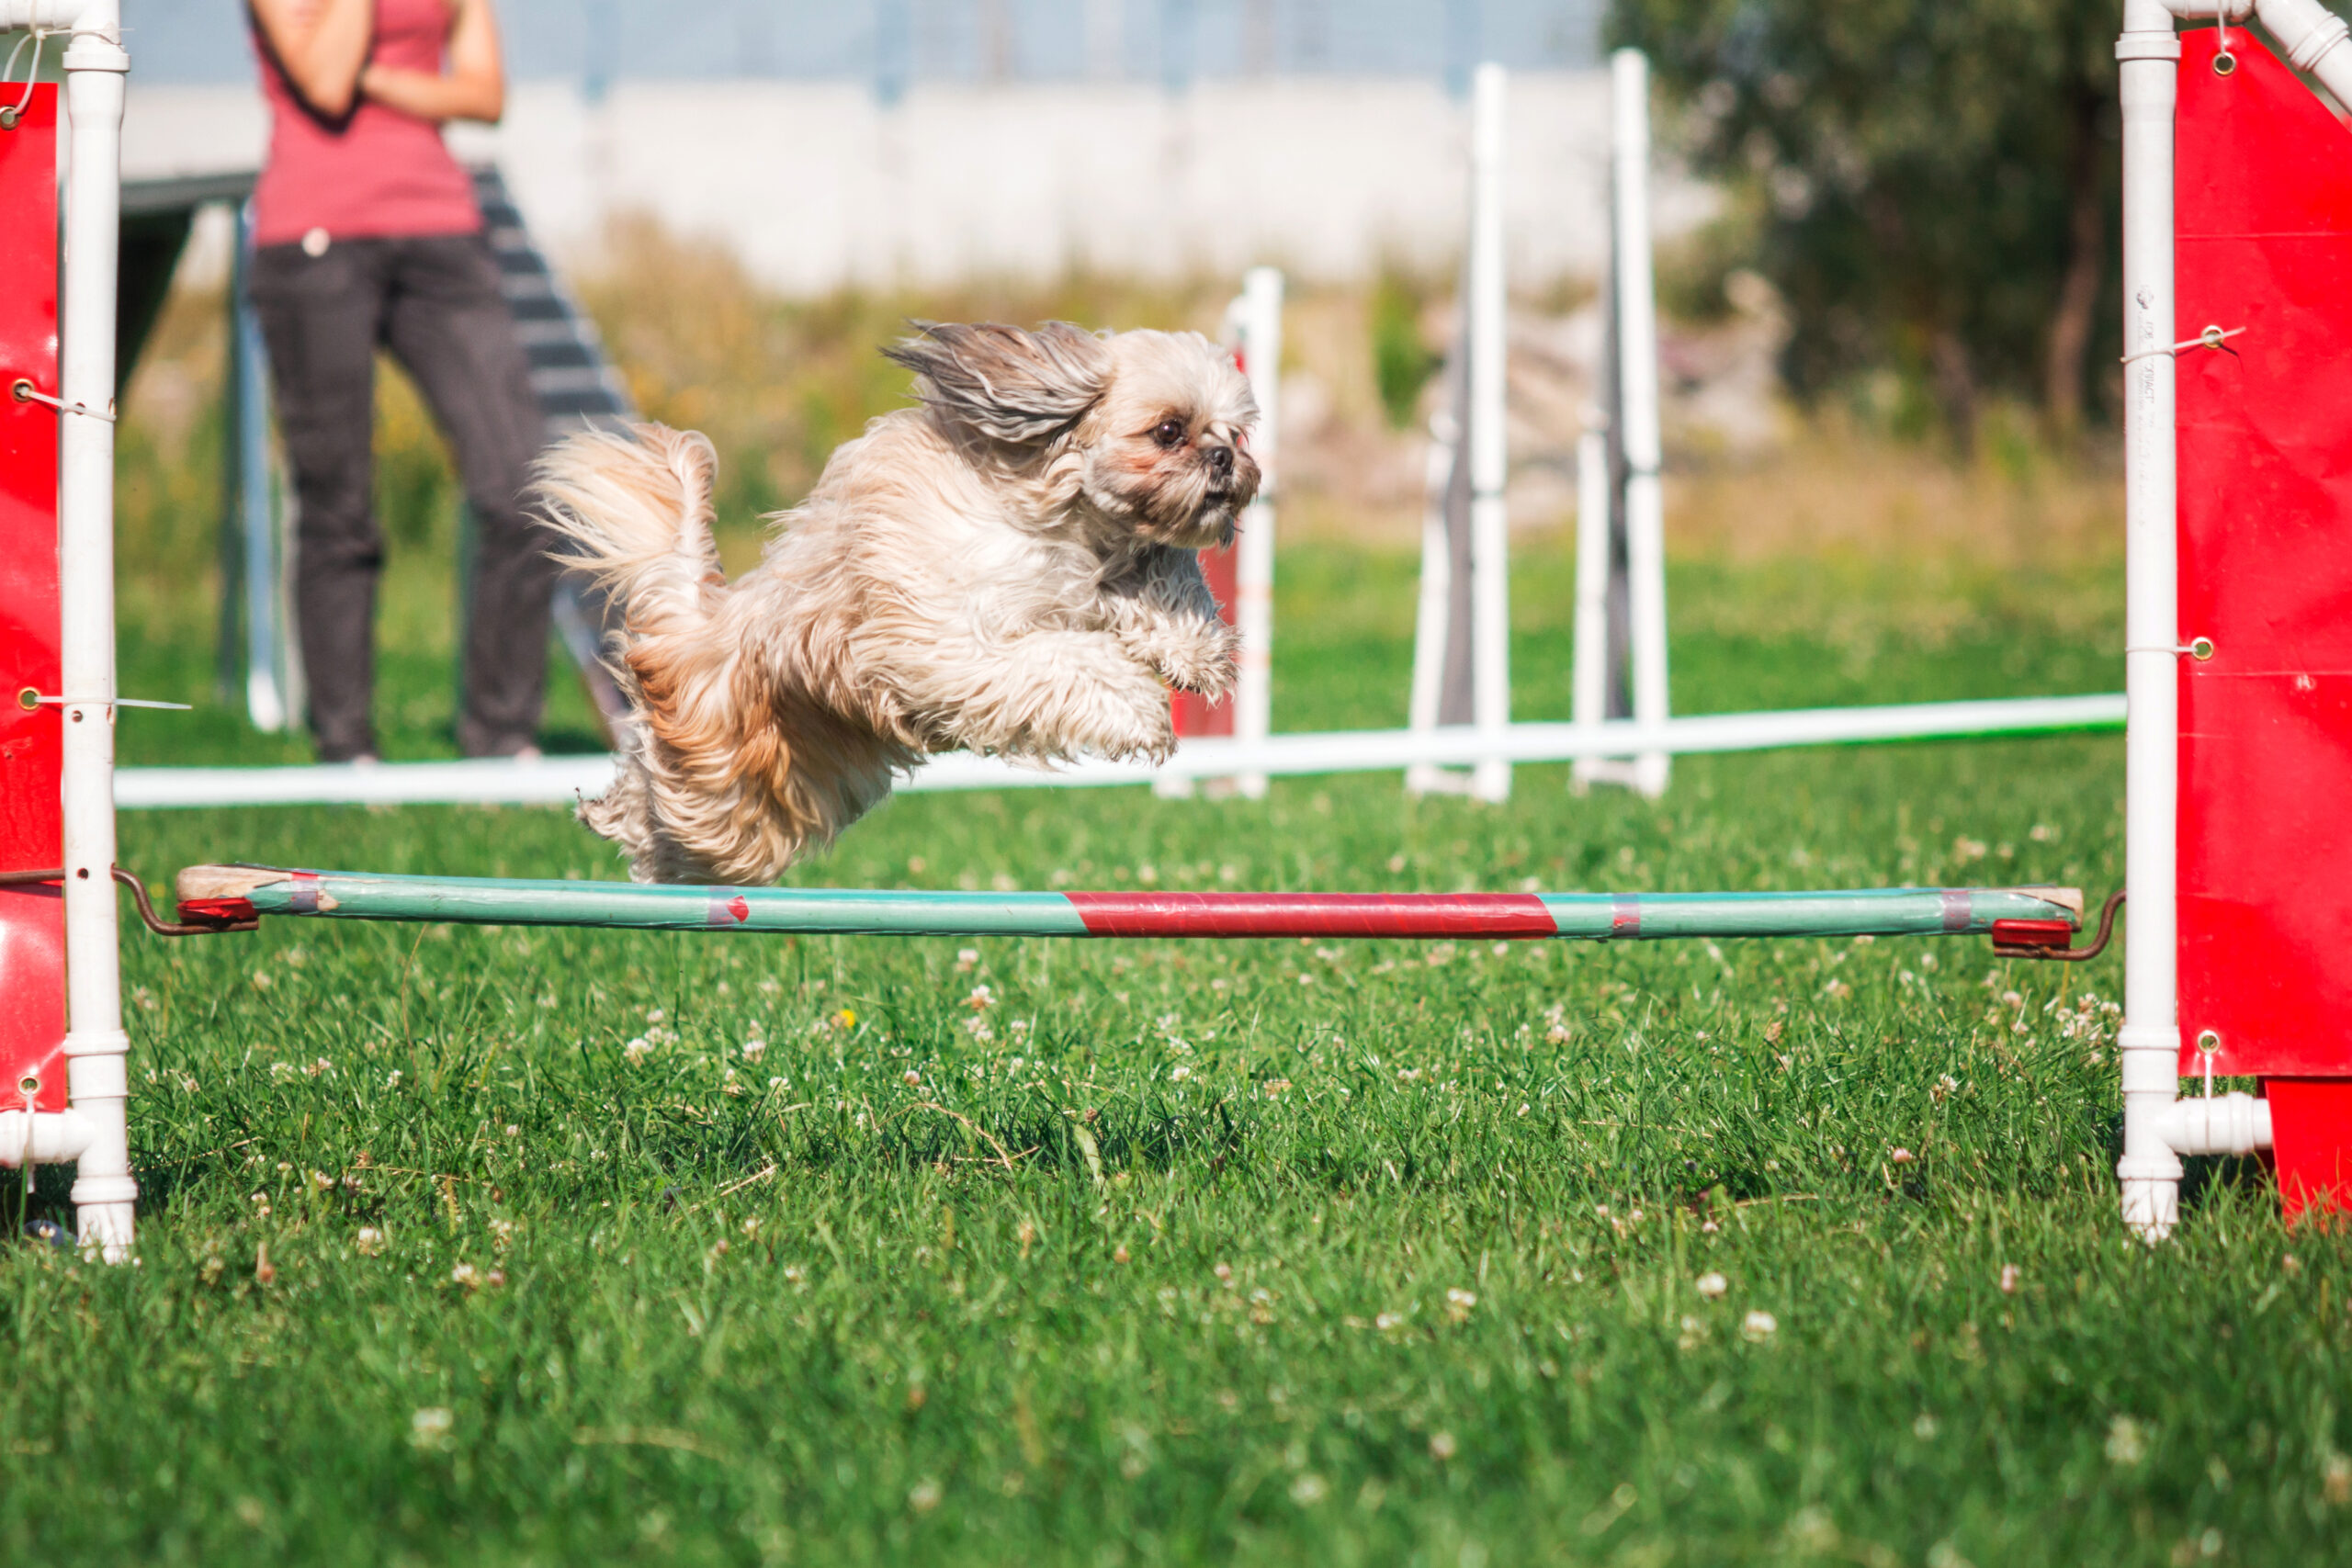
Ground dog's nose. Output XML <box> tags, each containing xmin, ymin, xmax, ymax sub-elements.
<box><xmin>1209</xmin><ymin>446</ymin><xmax>1234</xmax><ymax>478</ymax></box>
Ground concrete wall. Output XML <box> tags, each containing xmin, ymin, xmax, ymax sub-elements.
<box><xmin>127</xmin><ymin>72</ymin><xmax>1713</xmax><ymax>297</ymax></box>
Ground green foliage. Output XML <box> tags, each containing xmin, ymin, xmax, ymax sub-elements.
<box><xmin>1609</xmin><ymin>0</ymin><xmax>2126</xmax><ymax>434</ymax></box>
<box><xmin>1369</xmin><ymin>273</ymin><xmax>1443</xmax><ymax>430</ymax></box>
<box><xmin>1651</xmin><ymin>208</ymin><xmax>1761</xmax><ymax>326</ymax></box>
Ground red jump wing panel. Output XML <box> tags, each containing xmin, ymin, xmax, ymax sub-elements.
<box><xmin>0</xmin><ymin>85</ymin><xmax>65</xmax><ymax>1113</ymax></box>
<box><xmin>2176</xmin><ymin>32</ymin><xmax>2352</xmax><ymax>1077</ymax></box>
<box><xmin>1170</xmin><ymin>543</ymin><xmax>1238</xmax><ymax>738</ymax></box>
<box><xmin>1170</xmin><ymin>342</ymin><xmax>1247</xmax><ymax>740</ymax></box>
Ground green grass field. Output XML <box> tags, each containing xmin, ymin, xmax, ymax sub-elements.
<box><xmin>7</xmin><ymin>531</ymin><xmax>2346</xmax><ymax>1567</ymax></box>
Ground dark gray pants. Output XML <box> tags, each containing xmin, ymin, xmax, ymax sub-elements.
<box><xmin>248</xmin><ymin>231</ymin><xmax>554</xmax><ymax>761</ymax></box>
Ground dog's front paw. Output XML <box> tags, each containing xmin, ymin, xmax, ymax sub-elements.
<box><xmin>1095</xmin><ymin>704</ymin><xmax>1179</xmax><ymax>766</ymax></box>
<box><xmin>1159</xmin><ymin>622</ymin><xmax>1239</xmax><ymax>700</ymax></box>
<box><xmin>1071</xmin><ymin>665</ymin><xmax>1179</xmax><ymax>763</ymax></box>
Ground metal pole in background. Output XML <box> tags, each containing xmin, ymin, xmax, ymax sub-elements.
<box><xmin>231</xmin><ymin>200</ymin><xmax>288</xmax><ymax>734</ymax></box>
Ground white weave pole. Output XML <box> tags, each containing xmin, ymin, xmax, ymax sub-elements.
<box><xmin>1568</xmin><ymin>421</ymin><xmax>1613</xmax><ymax>780</ymax></box>
<box><xmin>1466</xmin><ymin>62</ymin><xmax>1512</xmax><ymax>802</ymax></box>
<box><xmin>1231</xmin><ymin>265</ymin><xmax>1282</xmax><ymax>799</ymax></box>
<box><xmin>1403</xmin><ymin>395</ymin><xmax>1457</xmax><ymax>796</ymax></box>
<box><xmin>1612</xmin><ymin>48</ymin><xmax>1671</xmax><ymax>799</ymax></box>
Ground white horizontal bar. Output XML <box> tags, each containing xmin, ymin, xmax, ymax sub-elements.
<box><xmin>118</xmin><ymin>754</ymin><xmax>617</xmax><ymax>809</ymax></box>
<box><xmin>114</xmin><ymin>694</ymin><xmax>2124</xmax><ymax>810</ymax></box>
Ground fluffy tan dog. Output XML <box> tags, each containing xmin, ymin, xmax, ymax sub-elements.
<box><xmin>534</xmin><ymin>321</ymin><xmax>1258</xmax><ymax>884</ymax></box>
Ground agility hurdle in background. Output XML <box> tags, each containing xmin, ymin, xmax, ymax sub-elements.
<box><xmin>1408</xmin><ymin>51</ymin><xmax>1673</xmax><ymax>803</ymax></box>
<box><xmin>6</xmin><ymin>2</ymin><xmax>2352</xmax><ymax>1258</ymax></box>
<box><xmin>1161</xmin><ymin>265</ymin><xmax>1282</xmax><ymax>801</ymax></box>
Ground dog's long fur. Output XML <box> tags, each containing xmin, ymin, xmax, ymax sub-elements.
<box><xmin>536</xmin><ymin>321</ymin><xmax>1258</xmax><ymax>884</ymax></box>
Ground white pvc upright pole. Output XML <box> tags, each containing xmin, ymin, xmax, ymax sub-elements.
<box><xmin>1569</xmin><ymin>422</ymin><xmax>1614</xmax><ymax>790</ymax></box>
<box><xmin>1466</xmin><ymin>63</ymin><xmax>1511</xmax><ymax>803</ymax></box>
<box><xmin>1405</xmin><ymin>400</ymin><xmax>1457</xmax><ymax>796</ymax></box>
<box><xmin>53</xmin><ymin>3</ymin><xmax>137</xmax><ymax>1260</ymax></box>
<box><xmin>1612</xmin><ymin>49</ymin><xmax>1670</xmax><ymax>799</ymax></box>
<box><xmin>2116</xmin><ymin>0</ymin><xmax>2184</xmax><ymax>1243</ymax></box>
<box><xmin>1232</xmin><ymin>265</ymin><xmax>1281</xmax><ymax>799</ymax></box>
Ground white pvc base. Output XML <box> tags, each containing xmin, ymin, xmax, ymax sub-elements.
<box><xmin>2119</xmin><ymin>1087</ymin><xmax>2273</xmax><ymax>1246</ymax></box>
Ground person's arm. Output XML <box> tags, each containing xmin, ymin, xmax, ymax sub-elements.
<box><xmin>249</xmin><ymin>0</ymin><xmax>375</xmax><ymax>119</ymax></box>
<box><xmin>357</xmin><ymin>0</ymin><xmax>505</xmax><ymax>124</ymax></box>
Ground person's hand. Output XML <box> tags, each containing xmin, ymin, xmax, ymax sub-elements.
<box><xmin>352</xmin><ymin>0</ymin><xmax>507</xmax><ymax>125</ymax></box>
<box><xmin>251</xmin><ymin>0</ymin><xmax>375</xmax><ymax>118</ymax></box>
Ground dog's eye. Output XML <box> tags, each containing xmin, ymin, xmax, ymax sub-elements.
<box><xmin>1151</xmin><ymin>419</ymin><xmax>1187</xmax><ymax>449</ymax></box>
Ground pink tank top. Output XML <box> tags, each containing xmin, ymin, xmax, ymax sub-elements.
<box><xmin>250</xmin><ymin>0</ymin><xmax>482</xmax><ymax>246</ymax></box>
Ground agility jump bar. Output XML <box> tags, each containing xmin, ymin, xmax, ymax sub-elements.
<box><xmin>175</xmin><ymin>865</ymin><xmax>2081</xmax><ymax>942</ymax></box>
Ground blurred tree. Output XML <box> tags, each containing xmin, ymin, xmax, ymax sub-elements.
<box><xmin>1371</xmin><ymin>272</ymin><xmax>1446</xmax><ymax>429</ymax></box>
<box><xmin>1610</xmin><ymin>0</ymin><xmax>2124</xmax><ymax>446</ymax></box>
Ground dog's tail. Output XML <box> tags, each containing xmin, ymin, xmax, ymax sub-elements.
<box><xmin>533</xmin><ymin>423</ymin><xmax>726</xmax><ymax>632</ymax></box>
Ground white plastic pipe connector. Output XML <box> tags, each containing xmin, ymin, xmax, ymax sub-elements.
<box><xmin>2162</xmin><ymin>1091</ymin><xmax>2273</xmax><ymax>1156</ymax></box>
<box><xmin>1466</xmin><ymin>63</ymin><xmax>1512</xmax><ymax>804</ymax></box>
<box><xmin>2254</xmin><ymin>0</ymin><xmax>2352</xmax><ymax>107</ymax></box>
<box><xmin>0</xmin><ymin>1109</ymin><xmax>96</xmax><ymax>1167</ymax></box>
<box><xmin>0</xmin><ymin>0</ymin><xmax>116</xmax><ymax>27</ymax></box>
<box><xmin>2118</xmin><ymin>0</ymin><xmax>2185</xmax><ymax>1243</ymax></box>
<box><xmin>2162</xmin><ymin>3</ymin><xmax>2352</xmax><ymax>119</ymax></box>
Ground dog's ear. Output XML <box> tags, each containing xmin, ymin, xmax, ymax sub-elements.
<box><xmin>884</xmin><ymin>321</ymin><xmax>1112</xmax><ymax>446</ymax></box>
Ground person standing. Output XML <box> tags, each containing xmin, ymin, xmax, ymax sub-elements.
<box><xmin>246</xmin><ymin>0</ymin><xmax>551</xmax><ymax>761</ymax></box>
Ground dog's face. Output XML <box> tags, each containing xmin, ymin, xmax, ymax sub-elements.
<box><xmin>1080</xmin><ymin>330</ymin><xmax>1261</xmax><ymax>548</ymax></box>
<box><xmin>884</xmin><ymin>321</ymin><xmax>1261</xmax><ymax>550</ymax></box>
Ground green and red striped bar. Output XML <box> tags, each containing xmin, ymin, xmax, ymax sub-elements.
<box><xmin>174</xmin><ymin>865</ymin><xmax>2082</xmax><ymax>943</ymax></box>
